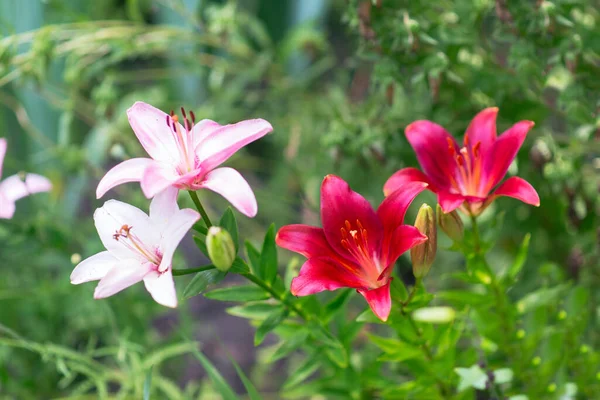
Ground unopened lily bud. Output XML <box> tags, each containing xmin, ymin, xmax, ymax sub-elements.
<box><xmin>206</xmin><ymin>227</ymin><xmax>236</xmax><ymax>272</ymax></box>
<box><xmin>411</xmin><ymin>204</ymin><xmax>437</xmax><ymax>279</ymax></box>
<box><xmin>436</xmin><ymin>204</ymin><xmax>464</xmax><ymax>242</ymax></box>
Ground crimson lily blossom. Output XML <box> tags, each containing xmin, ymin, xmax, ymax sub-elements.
<box><xmin>0</xmin><ymin>138</ymin><xmax>52</xmax><ymax>219</ymax></box>
<box><xmin>384</xmin><ymin>108</ymin><xmax>540</xmax><ymax>216</ymax></box>
<box><xmin>276</xmin><ymin>175</ymin><xmax>427</xmax><ymax>321</ymax></box>
<box><xmin>96</xmin><ymin>102</ymin><xmax>273</xmax><ymax>217</ymax></box>
<box><xmin>70</xmin><ymin>187</ymin><xmax>199</xmax><ymax>307</ymax></box>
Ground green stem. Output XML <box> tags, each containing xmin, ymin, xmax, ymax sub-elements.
<box><xmin>172</xmin><ymin>265</ymin><xmax>215</xmax><ymax>276</ymax></box>
<box><xmin>188</xmin><ymin>190</ymin><xmax>212</xmax><ymax>228</ymax></box>
<box><xmin>470</xmin><ymin>214</ymin><xmax>481</xmax><ymax>253</ymax></box>
<box><xmin>402</xmin><ymin>278</ymin><xmax>422</xmax><ymax>307</ymax></box>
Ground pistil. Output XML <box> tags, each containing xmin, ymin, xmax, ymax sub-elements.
<box><xmin>113</xmin><ymin>225</ymin><xmax>161</xmax><ymax>265</ymax></box>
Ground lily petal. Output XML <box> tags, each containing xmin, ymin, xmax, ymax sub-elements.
<box><xmin>140</xmin><ymin>162</ymin><xmax>182</xmax><ymax>199</ymax></box>
<box><xmin>94</xmin><ymin>259</ymin><xmax>152</xmax><ymax>299</ymax></box>
<box><xmin>0</xmin><ymin>193</ymin><xmax>15</xmax><ymax>219</ymax></box>
<box><xmin>290</xmin><ymin>257</ymin><xmax>366</xmax><ymax>296</ymax></box>
<box><xmin>437</xmin><ymin>191</ymin><xmax>466</xmax><ymax>213</ymax></box>
<box><xmin>320</xmin><ymin>175</ymin><xmax>383</xmax><ymax>262</ymax></box>
<box><xmin>405</xmin><ymin>121</ymin><xmax>460</xmax><ymax>190</ymax></box>
<box><xmin>70</xmin><ymin>251</ymin><xmax>119</xmax><ymax>284</ymax></box>
<box><xmin>127</xmin><ymin>102</ymin><xmax>182</xmax><ymax>163</ymax></box>
<box><xmin>94</xmin><ymin>200</ymin><xmax>160</xmax><ymax>260</ymax></box>
<box><xmin>96</xmin><ymin>158</ymin><xmax>152</xmax><ymax>198</ymax></box>
<box><xmin>483</xmin><ymin>120</ymin><xmax>534</xmax><ymax>191</ymax></box>
<box><xmin>276</xmin><ymin>225</ymin><xmax>337</xmax><ymax>259</ymax></box>
<box><xmin>196</xmin><ymin>119</ymin><xmax>273</xmax><ymax>171</ymax></box>
<box><xmin>357</xmin><ymin>279</ymin><xmax>392</xmax><ymax>321</ymax></box>
<box><xmin>144</xmin><ymin>269</ymin><xmax>177</xmax><ymax>307</ymax></box>
<box><xmin>0</xmin><ymin>138</ymin><xmax>6</xmax><ymax>178</ymax></box>
<box><xmin>378</xmin><ymin>181</ymin><xmax>428</xmax><ymax>232</ymax></box>
<box><xmin>198</xmin><ymin>167</ymin><xmax>258</xmax><ymax>217</ymax></box>
<box><xmin>192</xmin><ymin>119</ymin><xmax>223</xmax><ymax>148</ymax></box>
<box><xmin>158</xmin><ymin>208</ymin><xmax>200</xmax><ymax>272</ymax></box>
<box><xmin>383</xmin><ymin>168</ymin><xmax>433</xmax><ymax>196</ymax></box>
<box><xmin>149</xmin><ymin>186</ymin><xmax>180</xmax><ymax>230</ymax></box>
<box><xmin>385</xmin><ymin>225</ymin><xmax>428</xmax><ymax>267</ymax></box>
<box><xmin>464</xmin><ymin>107</ymin><xmax>498</xmax><ymax>155</ymax></box>
<box><xmin>491</xmin><ymin>176</ymin><xmax>540</xmax><ymax>207</ymax></box>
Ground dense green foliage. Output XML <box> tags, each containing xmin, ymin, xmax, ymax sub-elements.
<box><xmin>0</xmin><ymin>0</ymin><xmax>598</xmax><ymax>399</ymax></box>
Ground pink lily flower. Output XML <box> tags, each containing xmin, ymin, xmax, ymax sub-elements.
<box><xmin>96</xmin><ymin>102</ymin><xmax>273</xmax><ymax>217</ymax></box>
<box><xmin>276</xmin><ymin>175</ymin><xmax>427</xmax><ymax>321</ymax></box>
<box><xmin>70</xmin><ymin>187</ymin><xmax>199</xmax><ymax>307</ymax></box>
<box><xmin>384</xmin><ymin>108</ymin><xmax>540</xmax><ymax>216</ymax></box>
<box><xmin>0</xmin><ymin>138</ymin><xmax>52</xmax><ymax>219</ymax></box>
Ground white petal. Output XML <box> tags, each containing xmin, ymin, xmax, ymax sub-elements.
<box><xmin>94</xmin><ymin>259</ymin><xmax>152</xmax><ymax>299</ymax></box>
<box><xmin>0</xmin><ymin>193</ymin><xmax>15</xmax><ymax>219</ymax></box>
<box><xmin>70</xmin><ymin>251</ymin><xmax>119</xmax><ymax>284</ymax></box>
<box><xmin>144</xmin><ymin>269</ymin><xmax>177</xmax><ymax>308</ymax></box>
<box><xmin>198</xmin><ymin>167</ymin><xmax>258</xmax><ymax>217</ymax></box>
<box><xmin>149</xmin><ymin>186</ymin><xmax>180</xmax><ymax>230</ymax></box>
<box><xmin>0</xmin><ymin>173</ymin><xmax>51</xmax><ymax>202</ymax></box>
<box><xmin>158</xmin><ymin>208</ymin><xmax>200</xmax><ymax>272</ymax></box>
<box><xmin>96</xmin><ymin>158</ymin><xmax>152</xmax><ymax>198</ymax></box>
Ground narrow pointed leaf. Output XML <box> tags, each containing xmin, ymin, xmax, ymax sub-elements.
<box><xmin>190</xmin><ymin>346</ymin><xmax>239</xmax><ymax>400</ymax></box>
<box><xmin>204</xmin><ymin>285</ymin><xmax>270</xmax><ymax>302</ymax></box>
<box><xmin>219</xmin><ymin>207</ymin><xmax>239</xmax><ymax>252</ymax></box>
<box><xmin>254</xmin><ymin>307</ymin><xmax>288</xmax><ymax>346</ymax></box>
<box><xmin>183</xmin><ymin>269</ymin><xmax>226</xmax><ymax>299</ymax></box>
<box><xmin>259</xmin><ymin>224</ymin><xmax>278</xmax><ymax>283</ymax></box>
<box><xmin>228</xmin><ymin>355</ymin><xmax>262</xmax><ymax>400</ymax></box>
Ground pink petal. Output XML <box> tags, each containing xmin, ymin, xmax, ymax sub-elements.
<box><xmin>385</xmin><ymin>225</ymin><xmax>427</xmax><ymax>267</ymax></box>
<box><xmin>383</xmin><ymin>168</ymin><xmax>434</xmax><ymax>196</ymax></box>
<box><xmin>0</xmin><ymin>193</ymin><xmax>15</xmax><ymax>219</ymax></box>
<box><xmin>405</xmin><ymin>121</ymin><xmax>460</xmax><ymax>190</ymax></box>
<box><xmin>437</xmin><ymin>190</ymin><xmax>466</xmax><ymax>213</ymax></box>
<box><xmin>127</xmin><ymin>102</ymin><xmax>183</xmax><ymax>163</ymax></box>
<box><xmin>0</xmin><ymin>138</ymin><xmax>6</xmax><ymax>178</ymax></box>
<box><xmin>198</xmin><ymin>167</ymin><xmax>258</xmax><ymax>217</ymax></box>
<box><xmin>357</xmin><ymin>279</ymin><xmax>392</xmax><ymax>322</ymax></box>
<box><xmin>140</xmin><ymin>162</ymin><xmax>182</xmax><ymax>199</ymax></box>
<box><xmin>196</xmin><ymin>119</ymin><xmax>273</xmax><ymax>171</ymax></box>
<box><xmin>290</xmin><ymin>257</ymin><xmax>366</xmax><ymax>296</ymax></box>
<box><xmin>96</xmin><ymin>158</ymin><xmax>152</xmax><ymax>198</ymax></box>
<box><xmin>94</xmin><ymin>200</ymin><xmax>160</xmax><ymax>261</ymax></box>
<box><xmin>378</xmin><ymin>181</ymin><xmax>428</xmax><ymax>232</ymax></box>
<box><xmin>483</xmin><ymin>120</ymin><xmax>534</xmax><ymax>191</ymax></box>
<box><xmin>143</xmin><ymin>269</ymin><xmax>177</xmax><ymax>308</ymax></box>
<box><xmin>70</xmin><ymin>251</ymin><xmax>118</xmax><ymax>284</ymax></box>
<box><xmin>192</xmin><ymin>119</ymin><xmax>223</xmax><ymax>148</ymax></box>
<box><xmin>0</xmin><ymin>174</ymin><xmax>51</xmax><ymax>201</ymax></box>
<box><xmin>491</xmin><ymin>176</ymin><xmax>540</xmax><ymax>207</ymax></box>
<box><xmin>320</xmin><ymin>175</ymin><xmax>383</xmax><ymax>262</ymax></box>
<box><xmin>158</xmin><ymin>208</ymin><xmax>200</xmax><ymax>272</ymax></box>
<box><xmin>464</xmin><ymin>107</ymin><xmax>498</xmax><ymax>156</ymax></box>
<box><xmin>149</xmin><ymin>186</ymin><xmax>180</xmax><ymax>229</ymax></box>
<box><xmin>276</xmin><ymin>225</ymin><xmax>338</xmax><ymax>259</ymax></box>
<box><xmin>94</xmin><ymin>259</ymin><xmax>152</xmax><ymax>299</ymax></box>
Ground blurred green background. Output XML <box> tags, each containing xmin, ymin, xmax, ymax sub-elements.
<box><xmin>0</xmin><ymin>0</ymin><xmax>598</xmax><ymax>398</ymax></box>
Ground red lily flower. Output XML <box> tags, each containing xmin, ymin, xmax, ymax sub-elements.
<box><xmin>384</xmin><ymin>108</ymin><xmax>540</xmax><ymax>216</ymax></box>
<box><xmin>276</xmin><ymin>175</ymin><xmax>427</xmax><ymax>321</ymax></box>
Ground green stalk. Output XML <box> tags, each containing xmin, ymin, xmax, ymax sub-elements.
<box><xmin>188</xmin><ymin>190</ymin><xmax>212</xmax><ymax>228</ymax></box>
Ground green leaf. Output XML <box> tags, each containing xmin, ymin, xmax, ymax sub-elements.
<box><xmin>259</xmin><ymin>224</ymin><xmax>278</xmax><ymax>283</ymax></box>
<box><xmin>245</xmin><ymin>241</ymin><xmax>261</xmax><ymax>276</ymax></box>
<box><xmin>183</xmin><ymin>269</ymin><xmax>226</xmax><ymax>299</ymax></box>
<box><xmin>368</xmin><ymin>334</ymin><xmax>422</xmax><ymax>362</ymax></box>
<box><xmin>230</xmin><ymin>257</ymin><xmax>250</xmax><ymax>274</ymax></box>
<box><xmin>219</xmin><ymin>207</ymin><xmax>239</xmax><ymax>252</ymax></box>
<box><xmin>356</xmin><ymin>308</ymin><xmax>386</xmax><ymax>324</ymax></box>
<box><xmin>193</xmin><ymin>235</ymin><xmax>208</xmax><ymax>257</ymax></box>
<box><xmin>455</xmin><ymin>365</ymin><xmax>488</xmax><ymax>392</ymax></box>
<box><xmin>268</xmin><ymin>331</ymin><xmax>309</xmax><ymax>363</ymax></box>
<box><xmin>436</xmin><ymin>291</ymin><xmax>491</xmax><ymax>307</ymax></box>
<box><xmin>506</xmin><ymin>233</ymin><xmax>530</xmax><ymax>281</ymax></box>
<box><xmin>190</xmin><ymin>346</ymin><xmax>239</xmax><ymax>400</ymax></box>
<box><xmin>516</xmin><ymin>283</ymin><xmax>571</xmax><ymax>314</ymax></box>
<box><xmin>390</xmin><ymin>279</ymin><xmax>409</xmax><ymax>302</ymax></box>
<box><xmin>227</xmin><ymin>302</ymin><xmax>282</xmax><ymax>320</ymax></box>
<box><xmin>228</xmin><ymin>355</ymin><xmax>262</xmax><ymax>400</ymax></box>
<box><xmin>323</xmin><ymin>289</ymin><xmax>352</xmax><ymax>321</ymax></box>
<box><xmin>283</xmin><ymin>354</ymin><xmax>321</xmax><ymax>389</ymax></box>
<box><xmin>143</xmin><ymin>367</ymin><xmax>152</xmax><ymax>400</ymax></box>
<box><xmin>308</xmin><ymin>322</ymin><xmax>348</xmax><ymax>367</ymax></box>
<box><xmin>204</xmin><ymin>285</ymin><xmax>270</xmax><ymax>302</ymax></box>
<box><xmin>255</xmin><ymin>307</ymin><xmax>288</xmax><ymax>346</ymax></box>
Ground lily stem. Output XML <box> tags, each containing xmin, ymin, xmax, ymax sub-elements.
<box><xmin>172</xmin><ymin>265</ymin><xmax>215</xmax><ymax>276</ymax></box>
<box><xmin>188</xmin><ymin>190</ymin><xmax>212</xmax><ymax>228</ymax></box>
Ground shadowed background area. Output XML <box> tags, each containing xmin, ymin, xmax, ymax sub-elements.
<box><xmin>0</xmin><ymin>0</ymin><xmax>598</xmax><ymax>398</ymax></box>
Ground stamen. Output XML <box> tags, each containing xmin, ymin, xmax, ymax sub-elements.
<box><xmin>446</xmin><ymin>137</ymin><xmax>455</xmax><ymax>154</ymax></box>
<box><xmin>165</xmin><ymin>115</ymin><xmax>171</xmax><ymax>127</ymax></box>
<box><xmin>464</xmin><ymin>133</ymin><xmax>469</xmax><ymax>146</ymax></box>
<box><xmin>456</xmin><ymin>154</ymin><xmax>464</xmax><ymax>166</ymax></box>
<box><xmin>185</xmin><ymin>118</ymin><xmax>192</xmax><ymax>132</ymax></box>
<box><xmin>189</xmin><ymin>110</ymin><xmax>196</xmax><ymax>124</ymax></box>
<box><xmin>473</xmin><ymin>142</ymin><xmax>481</xmax><ymax>158</ymax></box>
<box><xmin>345</xmin><ymin>220</ymin><xmax>352</xmax><ymax>230</ymax></box>
<box><xmin>180</xmin><ymin>107</ymin><xmax>187</xmax><ymax>119</ymax></box>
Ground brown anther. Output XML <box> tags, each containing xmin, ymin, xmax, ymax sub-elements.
<box><xmin>170</xmin><ymin>110</ymin><xmax>175</xmax><ymax>117</ymax></box>
<box><xmin>113</xmin><ymin>232</ymin><xmax>120</xmax><ymax>241</ymax></box>
<box><xmin>356</xmin><ymin>219</ymin><xmax>364</xmax><ymax>230</ymax></box>
<box><xmin>456</xmin><ymin>154</ymin><xmax>464</xmax><ymax>166</ymax></box>
<box><xmin>345</xmin><ymin>220</ymin><xmax>352</xmax><ymax>230</ymax></box>
<box><xmin>447</xmin><ymin>137</ymin><xmax>456</xmax><ymax>154</ymax></box>
<box><xmin>341</xmin><ymin>239</ymin><xmax>350</xmax><ymax>250</ymax></box>
<box><xmin>340</xmin><ymin>227</ymin><xmax>348</xmax><ymax>239</ymax></box>
<box><xmin>185</xmin><ymin>118</ymin><xmax>192</xmax><ymax>131</ymax></box>
<box><xmin>473</xmin><ymin>142</ymin><xmax>481</xmax><ymax>158</ymax></box>
<box><xmin>165</xmin><ymin>115</ymin><xmax>171</xmax><ymax>126</ymax></box>
<box><xmin>189</xmin><ymin>110</ymin><xmax>196</xmax><ymax>123</ymax></box>
<box><xmin>180</xmin><ymin>107</ymin><xmax>187</xmax><ymax>119</ymax></box>
<box><xmin>463</xmin><ymin>133</ymin><xmax>469</xmax><ymax>146</ymax></box>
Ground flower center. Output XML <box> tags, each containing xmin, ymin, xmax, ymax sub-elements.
<box><xmin>113</xmin><ymin>224</ymin><xmax>161</xmax><ymax>266</ymax></box>
<box><xmin>165</xmin><ymin>107</ymin><xmax>197</xmax><ymax>174</ymax></box>
<box><xmin>446</xmin><ymin>134</ymin><xmax>484</xmax><ymax>197</ymax></box>
<box><xmin>340</xmin><ymin>219</ymin><xmax>382</xmax><ymax>285</ymax></box>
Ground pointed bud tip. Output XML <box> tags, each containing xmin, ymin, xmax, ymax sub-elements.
<box><xmin>436</xmin><ymin>204</ymin><xmax>464</xmax><ymax>242</ymax></box>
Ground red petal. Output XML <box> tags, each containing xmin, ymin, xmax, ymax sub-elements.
<box><xmin>438</xmin><ymin>191</ymin><xmax>466</xmax><ymax>213</ymax></box>
<box><xmin>383</xmin><ymin>168</ymin><xmax>434</xmax><ymax>196</ymax></box>
<box><xmin>483</xmin><ymin>120</ymin><xmax>534</xmax><ymax>191</ymax></box>
<box><xmin>405</xmin><ymin>121</ymin><xmax>459</xmax><ymax>190</ymax></box>
<box><xmin>385</xmin><ymin>225</ymin><xmax>427</xmax><ymax>267</ymax></box>
<box><xmin>464</xmin><ymin>107</ymin><xmax>498</xmax><ymax>156</ymax></box>
<box><xmin>320</xmin><ymin>175</ymin><xmax>383</xmax><ymax>262</ymax></box>
<box><xmin>290</xmin><ymin>257</ymin><xmax>366</xmax><ymax>296</ymax></box>
<box><xmin>357</xmin><ymin>279</ymin><xmax>392</xmax><ymax>322</ymax></box>
<box><xmin>378</xmin><ymin>181</ymin><xmax>428</xmax><ymax>232</ymax></box>
<box><xmin>491</xmin><ymin>176</ymin><xmax>540</xmax><ymax>207</ymax></box>
<box><xmin>276</xmin><ymin>225</ymin><xmax>337</xmax><ymax>259</ymax></box>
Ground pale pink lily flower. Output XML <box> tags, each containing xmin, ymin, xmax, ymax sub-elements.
<box><xmin>96</xmin><ymin>102</ymin><xmax>273</xmax><ymax>217</ymax></box>
<box><xmin>0</xmin><ymin>138</ymin><xmax>52</xmax><ymax>219</ymax></box>
<box><xmin>70</xmin><ymin>187</ymin><xmax>199</xmax><ymax>307</ymax></box>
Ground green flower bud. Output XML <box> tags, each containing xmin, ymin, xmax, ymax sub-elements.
<box><xmin>411</xmin><ymin>204</ymin><xmax>437</xmax><ymax>279</ymax></box>
<box><xmin>206</xmin><ymin>227</ymin><xmax>236</xmax><ymax>272</ymax></box>
<box><xmin>436</xmin><ymin>204</ymin><xmax>464</xmax><ymax>242</ymax></box>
